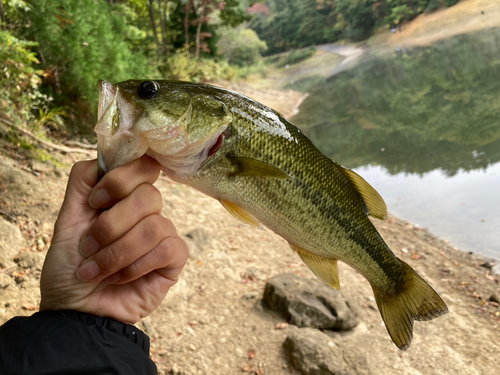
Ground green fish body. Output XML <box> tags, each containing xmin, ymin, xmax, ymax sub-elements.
<box><xmin>95</xmin><ymin>80</ymin><xmax>448</xmax><ymax>350</ymax></box>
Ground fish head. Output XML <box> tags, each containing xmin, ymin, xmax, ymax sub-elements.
<box><xmin>95</xmin><ymin>79</ymin><xmax>232</xmax><ymax>179</ymax></box>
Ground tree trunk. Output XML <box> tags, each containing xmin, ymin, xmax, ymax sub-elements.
<box><xmin>194</xmin><ymin>0</ymin><xmax>208</xmax><ymax>60</ymax></box>
<box><xmin>156</xmin><ymin>0</ymin><xmax>166</xmax><ymax>55</ymax></box>
<box><xmin>0</xmin><ymin>0</ymin><xmax>6</xmax><ymax>30</ymax></box>
<box><xmin>184</xmin><ymin>0</ymin><xmax>193</xmax><ymax>51</ymax></box>
<box><xmin>164</xmin><ymin>1</ymin><xmax>169</xmax><ymax>56</ymax></box>
<box><xmin>148</xmin><ymin>0</ymin><xmax>161</xmax><ymax>56</ymax></box>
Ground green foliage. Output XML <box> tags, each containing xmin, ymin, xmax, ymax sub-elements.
<box><xmin>0</xmin><ymin>29</ymin><xmax>46</xmax><ymax>126</ymax></box>
<box><xmin>251</xmin><ymin>0</ymin><xmax>463</xmax><ymax>51</ymax></box>
<box><xmin>217</xmin><ymin>27</ymin><xmax>267</xmax><ymax>66</ymax></box>
<box><xmin>166</xmin><ymin>49</ymin><xmax>236</xmax><ymax>82</ymax></box>
<box><xmin>13</xmin><ymin>0</ymin><xmax>152</xmax><ymax>133</ymax></box>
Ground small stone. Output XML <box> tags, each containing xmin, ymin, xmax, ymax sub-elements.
<box><xmin>488</xmin><ymin>294</ymin><xmax>500</xmax><ymax>304</ymax></box>
<box><xmin>0</xmin><ymin>273</ymin><xmax>13</xmax><ymax>289</ymax></box>
<box><xmin>0</xmin><ymin>217</ymin><xmax>25</xmax><ymax>268</ymax></box>
<box><xmin>189</xmin><ymin>344</ymin><xmax>196</xmax><ymax>351</ymax></box>
<box><xmin>185</xmin><ymin>228</ymin><xmax>211</xmax><ymax>260</ymax></box>
<box><xmin>14</xmin><ymin>251</ymin><xmax>45</xmax><ymax>270</ymax></box>
<box><xmin>235</xmin><ymin>347</ymin><xmax>244</xmax><ymax>357</ymax></box>
<box><xmin>241</xmin><ymin>291</ymin><xmax>259</xmax><ymax>300</ymax></box>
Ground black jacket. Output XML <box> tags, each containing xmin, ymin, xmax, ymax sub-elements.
<box><xmin>0</xmin><ymin>310</ymin><xmax>157</xmax><ymax>375</ymax></box>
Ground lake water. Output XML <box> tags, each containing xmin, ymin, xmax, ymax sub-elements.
<box><xmin>290</xmin><ymin>28</ymin><xmax>500</xmax><ymax>260</ymax></box>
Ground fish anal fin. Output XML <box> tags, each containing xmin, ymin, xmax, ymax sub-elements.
<box><xmin>341</xmin><ymin>167</ymin><xmax>387</xmax><ymax>220</ymax></box>
<box><xmin>372</xmin><ymin>261</ymin><xmax>448</xmax><ymax>351</ymax></box>
<box><xmin>219</xmin><ymin>200</ymin><xmax>262</xmax><ymax>228</ymax></box>
<box><xmin>227</xmin><ymin>153</ymin><xmax>292</xmax><ymax>180</ymax></box>
<box><xmin>290</xmin><ymin>244</ymin><xmax>340</xmax><ymax>290</ymax></box>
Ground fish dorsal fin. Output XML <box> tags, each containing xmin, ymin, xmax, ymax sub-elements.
<box><xmin>226</xmin><ymin>153</ymin><xmax>292</xmax><ymax>179</ymax></box>
<box><xmin>340</xmin><ymin>167</ymin><xmax>387</xmax><ymax>220</ymax></box>
<box><xmin>290</xmin><ymin>244</ymin><xmax>340</xmax><ymax>290</ymax></box>
<box><xmin>219</xmin><ymin>200</ymin><xmax>262</xmax><ymax>228</ymax></box>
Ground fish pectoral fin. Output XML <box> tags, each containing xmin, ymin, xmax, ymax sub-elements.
<box><xmin>290</xmin><ymin>244</ymin><xmax>340</xmax><ymax>290</ymax></box>
<box><xmin>226</xmin><ymin>153</ymin><xmax>292</xmax><ymax>179</ymax></box>
<box><xmin>219</xmin><ymin>200</ymin><xmax>262</xmax><ymax>228</ymax></box>
<box><xmin>372</xmin><ymin>261</ymin><xmax>448</xmax><ymax>351</ymax></box>
<box><xmin>340</xmin><ymin>166</ymin><xmax>387</xmax><ymax>220</ymax></box>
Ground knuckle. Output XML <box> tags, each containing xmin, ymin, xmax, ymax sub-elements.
<box><xmin>135</xmin><ymin>184</ymin><xmax>162</xmax><ymax>212</ymax></box>
<box><xmin>101</xmin><ymin>245</ymin><xmax>125</xmax><ymax>272</ymax></box>
<box><xmin>96</xmin><ymin>210</ymin><xmax>116</xmax><ymax>240</ymax></box>
<box><xmin>140</xmin><ymin>214</ymin><xmax>164</xmax><ymax>241</ymax></box>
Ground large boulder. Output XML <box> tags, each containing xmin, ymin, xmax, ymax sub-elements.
<box><xmin>283</xmin><ymin>327</ymin><xmax>372</xmax><ymax>375</ymax></box>
<box><xmin>263</xmin><ymin>273</ymin><xmax>358</xmax><ymax>330</ymax></box>
<box><xmin>0</xmin><ymin>217</ymin><xmax>25</xmax><ymax>268</ymax></box>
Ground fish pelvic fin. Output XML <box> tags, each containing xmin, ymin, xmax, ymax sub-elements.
<box><xmin>219</xmin><ymin>200</ymin><xmax>262</xmax><ymax>228</ymax></box>
<box><xmin>226</xmin><ymin>153</ymin><xmax>292</xmax><ymax>179</ymax></box>
<box><xmin>340</xmin><ymin>166</ymin><xmax>387</xmax><ymax>220</ymax></box>
<box><xmin>372</xmin><ymin>261</ymin><xmax>448</xmax><ymax>351</ymax></box>
<box><xmin>290</xmin><ymin>244</ymin><xmax>340</xmax><ymax>290</ymax></box>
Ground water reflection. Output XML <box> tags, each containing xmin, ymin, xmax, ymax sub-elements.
<box><xmin>292</xmin><ymin>28</ymin><xmax>500</xmax><ymax>176</ymax></box>
<box><xmin>290</xmin><ymin>28</ymin><xmax>500</xmax><ymax>258</ymax></box>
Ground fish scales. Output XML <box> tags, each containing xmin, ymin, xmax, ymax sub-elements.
<box><xmin>95</xmin><ymin>79</ymin><xmax>448</xmax><ymax>350</ymax></box>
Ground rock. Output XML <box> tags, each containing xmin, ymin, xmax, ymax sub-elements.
<box><xmin>185</xmin><ymin>228</ymin><xmax>211</xmax><ymax>259</ymax></box>
<box><xmin>283</xmin><ymin>327</ymin><xmax>354</xmax><ymax>375</ymax></box>
<box><xmin>0</xmin><ymin>273</ymin><xmax>13</xmax><ymax>289</ymax></box>
<box><xmin>0</xmin><ymin>217</ymin><xmax>25</xmax><ymax>268</ymax></box>
<box><xmin>488</xmin><ymin>294</ymin><xmax>500</xmax><ymax>304</ymax></box>
<box><xmin>14</xmin><ymin>251</ymin><xmax>45</xmax><ymax>270</ymax></box>
<box><xmin>263</xmin><ymin>273</ymin><xmax>358</xmax><ymax>330</ymax></box>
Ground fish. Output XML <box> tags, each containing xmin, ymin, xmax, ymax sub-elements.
<box><xmin>95</xmin><ymin>79</ymin><xmax>448</xmax><ymax>350</ymax></box>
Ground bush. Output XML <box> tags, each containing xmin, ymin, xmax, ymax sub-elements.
<box><xmin>278</xmin><ymin>47</ymin><xmax>317</xmax><ymax>67</ymax></box>
<box><xmin>0</xmin><ymin>30</ymin><xmax>46</xmax><ymax>126</ymax></box>
<box><xmin>217</xmin><ymin>28</ymin><xmax>267</xmax><ymax>67</ymax></box>
<box><xmin>165</xmin><ymin>50</ymin><xmax>236</xmax><ymax>82</ymax></box>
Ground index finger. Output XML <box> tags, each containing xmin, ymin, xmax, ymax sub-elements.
<box><xmin>89</xmin><ymin>155</ymin><xmax>161</xmax><ymax>209</ymax></box>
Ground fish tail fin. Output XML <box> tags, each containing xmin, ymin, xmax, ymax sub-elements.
<box><xmin>372</xmin><ymin>261</ymin><xmax>448</xmax><ymax>351</ymax></box>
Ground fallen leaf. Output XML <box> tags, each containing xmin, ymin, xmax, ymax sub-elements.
<box><xmin>275</xmin><ymin>322</ymin><xmax>289</xmax><ymax>329</ymax></box>
<box><xmin>22</xmin><ymin>304</ymin><xmax>39</xmax><ymax>311</ymax></box>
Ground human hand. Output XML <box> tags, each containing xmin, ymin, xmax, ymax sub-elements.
<box><xmin>40</xmin><ymin>156</ymin><xmax>189</xmax><ymax>324</ymax></box>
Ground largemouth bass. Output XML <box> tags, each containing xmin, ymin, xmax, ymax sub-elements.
<box><xmin>95</xmin><ymin>79</ymin><xmax>448</xmax><ymax>350</ymax></box>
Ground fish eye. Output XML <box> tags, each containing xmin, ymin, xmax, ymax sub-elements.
<box><xmin>137</xmin><ymin>81</ymin><xmax>158</xmax><ymax>99</ymax></box>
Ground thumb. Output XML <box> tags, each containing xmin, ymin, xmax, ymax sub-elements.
<box><xmin>56</xmin><ymin>159</ymin><xmax>99</xmax><ymax>231</ymax></box>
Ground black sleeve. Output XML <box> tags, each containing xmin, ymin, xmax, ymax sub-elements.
<box><xmin>0</xmin><ymin>310</ymin><xmax>158</xmax><ymax>375</ymax></box>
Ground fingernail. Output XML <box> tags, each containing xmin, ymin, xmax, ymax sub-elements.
<box><xmin>107</xmin><ymin>273</ymin><xmax>121</xmax><ymax>284</ymax></box>
<box><xmin>89</xmin><ymin>188</ymin><xmax>110</xmax><ymax>208</ymax></box>
<box><xmin>77</xmin><ymin>260</ymin><xmax>100</xmax><ymax>281</ymax></box>
<box><xmin>79</xmin><ymin>236</ymin><xmax>99</xmax><ymax>257</ymax></box>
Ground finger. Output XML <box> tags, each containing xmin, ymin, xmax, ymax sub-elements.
<box><xmin>108</xmin><ymin>236</ymin><xmax>189</xmax><ymax>285</ymax></box>
<box><xmin>56</xmin><ymin>160</ymin><xmax>98</xmax><ymax>229</ymax></box>
<box><xmin>76</xmin><ymin>214</ymin><xmax>175</xmax><ymax>282</ymax></box>
<box><xmin>89</xmin><ymin>155</ymin><xmax>160</xmax><ymax>209</ymax></box>
<box><xmin>79</xmin><ymin>183</ymin><xmax>163</xmax><ymax>257</ymax></box>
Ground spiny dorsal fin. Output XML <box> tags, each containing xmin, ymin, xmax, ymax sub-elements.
<box><xmin>340</xmin><ymin>166</ymin><xmax>387</xmax><ymax>220</ymax></box>
<box><xmin>219</xmin><ymin>200</ymin><xmax>262</xmax><ymax>228</ymax></box>
<box><xmin>227</xmin><ymin>153</ymin><xmax>292</xmax><ymax>179</ymax></box>
<box><xmin>289</xmin><ymin>243</ymin><xmax>340</xmax><ymax>290</ymax></box>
